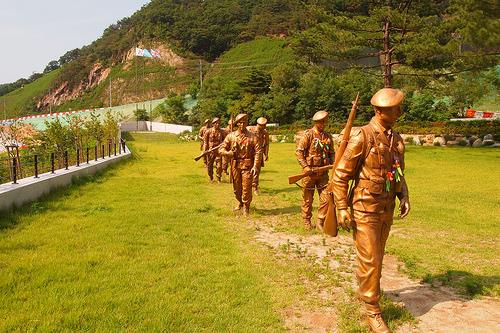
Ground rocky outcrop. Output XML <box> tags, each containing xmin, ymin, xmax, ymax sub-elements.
<box><xmin>37</xmin><ymin>43</ymin><xmax>185</xmax><ymax>111</ymax></box>
<box><xmin>37</xmin><ymin>63</ymin><xmax>111</xmax><ymax>109</ymax></box>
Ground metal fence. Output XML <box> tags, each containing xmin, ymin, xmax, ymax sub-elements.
<box><xmin>0</xmin><ymin>139</ymin><xmax>127</xmax><ymax>185</ymax></box>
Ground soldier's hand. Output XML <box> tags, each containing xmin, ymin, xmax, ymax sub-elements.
<box><xmin>399</xmin><ymin>197</ymin><xmax>411</xmax><ymax>218</ymax></box>
<box><xmin>251</xmin><ymin>167</ymin><xmax>258</xmax><ymax>176</ymax></box>
<box><xmin>303</xmin><ymin>166</ymin><xmax>312</xmax><ymax>174</ymax></box>
<box><xmin>337</xmin><ymin>209</ymin><xmax>352</xmax><ymax>232</ymax></box>
<box><xmin>223</xmin><ymin>150</ymin><xmax>234</xmax><ymax>158</ymax></box>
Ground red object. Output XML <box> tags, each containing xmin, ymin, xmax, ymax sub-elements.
<box><xmin>483</xmin><ymin>112</ymin><xmax>493</xmax><ymax>118</ymax></box>
<box><xmin>465</xmin><ymin>109</ymin><xmax>476</xmax><ymax>118</ymax></box>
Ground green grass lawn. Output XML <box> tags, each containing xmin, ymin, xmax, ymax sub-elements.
<box><xmin>188</xmin><ymin>141</ymin><xmax>500</xmax><ymax>298</ymax></box>
<box><xmin>0</xmin><ymin>133</ymin><xmax>308</xmax><ymax>331</ymax></box>
<box><xmin>0</xmin><ymin>133</ymin><xmax>498</xmax><ymax>331</ymax></box>
<box><xmin>252</xmin><ymin>143</ymin><xmax>500</xmax><ymax>297</ymax></box>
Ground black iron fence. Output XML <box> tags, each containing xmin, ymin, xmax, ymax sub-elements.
<box><xmin>0</xmin><ymin>139</ymin><xmax>127</xmax><ymax>185</ymax></box>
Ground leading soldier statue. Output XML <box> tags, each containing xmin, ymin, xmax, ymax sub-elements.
<box><xmin>332</xmin><ymin>88</ymin><xmax>410</xmax><ymax>333</ymax></box>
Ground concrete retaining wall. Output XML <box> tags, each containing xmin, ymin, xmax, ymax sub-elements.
<box><xmin>120</xmin><ymin>121</ymin><xmax>148</xmax><ymax>132</ymax></box>
<box><xmin>0</xmin><ymin>148</ymin><xmax>131</xmax><ymax>212</ymax></box>
<box><xmin>120</xmin><ymin>121</ymin><xmax>192</xmax><ymax>134</ymax></box>
<box><xmin>146</xmin><ymin>121</ymin><xmax>192</xmax><ymax>134</ymax></box>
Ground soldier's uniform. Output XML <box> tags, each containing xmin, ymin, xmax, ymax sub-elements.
<box><xmin>332</xmin><ymin>88</ymin><xmax>409</xmax><ymax>333</ymax></box>
<box><xmin>203</xmin><ymin>118</ymin><xmax>226</xmax><ymax>182</ymax></box>
<box><xmin>296</xmin><ymin>111</ymin><xmax>334</xmax><ymax>229</ymax></box>
<box><xmin>198</xmin><ymin>119</ymin><xmax>211</xmax><ymax>167</ymax></box>
<box><xmin>219</xmin><ymin>114</ymin><xmax>262</xmax><ymax>216</ymax></box>
<box><xmin>248</xmin><ymin>117</ymin><xmax>270</xmax><ymax>194</ymax></box>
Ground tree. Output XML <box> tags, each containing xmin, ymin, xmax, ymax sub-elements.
<box><xmin>43</xmin><ymin>60</ymin><xmax>60</xmax><ymax>74</ymax></box>
<box><xmin>294</xmin><ymin>0</ymin><xmax>499</xmax><ymax>88</ymax></box>
<box><xmin>238</xmin><ymin>69</ymin><xmax>272</xmax><ymax>94</ymax></box>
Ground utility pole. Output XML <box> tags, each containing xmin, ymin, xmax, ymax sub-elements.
<box><xmin>49</xmin><ymin>89</ymin><xmax>52</xmax><ymax>116</ymax></box>
<box><xmin>109</xmin><ymin>76</ymin><xmax>112</xmax><ymax>109</ymax></box>
<box><xmin>382</xmin><ymin>21</ymin><xmax>393</xmax><ymax>88</ymax></box>
<box><xmin>199</xmin><ymin>60</ymin><xmax>203</xmax><ymax>91</ymax></box>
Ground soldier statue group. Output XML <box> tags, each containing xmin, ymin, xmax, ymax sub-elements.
<box><xmin>195</xmin><ymin>88</ymin><xmax>410</xmax><ymax>333</ymax></box>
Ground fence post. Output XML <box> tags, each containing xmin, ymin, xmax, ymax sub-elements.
<box><xmin>64</xmin><ymin>151</ymin><xmax>69</xmax><ymax>170</ymax></box>
<box><xmin>34</xmin><ymin>155</ymin><xmax>39</xmax><ymax>178</ymax></box>
<box><xmin>108</xmin><ymin>141</ymin><xmax>111</xmax><ymax>157</ymax></box>
<box><xmin>51</xmin><ymin>152</ymin><xmax>55</xmax><ymax>173</ymax></box>
<box><xmin>94</xmin><ymin>146</ymin><xmax>98</xmax><ymax>162</ymax></box>
<box><xmin>114</xmin><ymin>143</ymin><xmax>117</xmax><ymax>156</ymax></box>
<box><xmin>102</xmin><ymin>145</ymin><xmax>105</xmax><ymax>159</ymax></box>
<box><xmin>76</xmin><ymin>149</ymin><xmax>80</xmax><ymax>167</ymax></box>
<box><xmin>12</xmin><ymin>158</ymin><xmax>17</xmax><ymax>184</ymax></box>
<box><xmin>86</xmin><ymin>147</ymin><xmax>89</xmax><ymax>164</ymax></box>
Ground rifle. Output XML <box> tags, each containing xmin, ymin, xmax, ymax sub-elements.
<box><xmin>194</xmin><ymin>143</ymin><xmax>222</xmax><ymax>161</ymax></box>
<box><xmin>322</xmin><ymin>93</ymin><xmax>360</xmax><ymax>237</ymax></box>
<box><xmin>288</xmin><ymin>165</ymin><xmax>333</xmax><ymax>185</ymax></box>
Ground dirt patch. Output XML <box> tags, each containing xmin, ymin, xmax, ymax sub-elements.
<box><xmin>252</xmin><ymin>221</ymin><xmax>500</xmax><ymax>332</ymax></box>
<box><xmin>382</xmin><ymin>255</ymin><xmax>500</xmax><ymax>333</ymax></box>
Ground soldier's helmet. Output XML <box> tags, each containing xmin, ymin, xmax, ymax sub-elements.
<box><xmin>212</xmin><ymin>117</ymin><xmax>220</xmax><ymax>124</ymax></box>
<box><xmin>312</xmin><ymin>110</ymin><xmax>328</xmax><ymax>122</ymax></box>
<box><xmin>257</xmin><ymin>117</ymin><xmax>268</xmax><ymax>126</ymax></box>
<box><xmin>234</xmin><ymin>113</ymin><xmax>248</xmax><ymax>124</ymax></box>
<box><xmin>371</xmin><ymin>88</ymin><xmax>404</xmax><ymax>108</ymax></box>
<box><xmin>203</xmin><ymin>119</ymin><xmax>210</xmax><ymax>124</ymax></box>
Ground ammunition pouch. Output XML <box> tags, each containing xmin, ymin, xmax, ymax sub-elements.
<box><xmin>359</xmin><ymin>176</ymin><xmax>385</xmax><ymax>195</ymax></box>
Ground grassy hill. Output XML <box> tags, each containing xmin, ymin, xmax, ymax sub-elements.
<box><xmin>206</xmin><ymin>37</ymin><xmax>295</xmax><ymax>83</ymax></box>
<box><xmin>1</xmin><ymin>70</ymin><xmax>60</xmax><ymax>118</ymax></box>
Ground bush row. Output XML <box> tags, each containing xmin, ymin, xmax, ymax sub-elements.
<box><xmin>267</xmin><ymin>120</ymin><xmax>500</xmax><ymax>139</ymax></box>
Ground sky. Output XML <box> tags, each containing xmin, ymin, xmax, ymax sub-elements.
<box><xmin>0</xmin><ymin>0</ymin><xmax>151</xmax><ymax>84</ymax></box>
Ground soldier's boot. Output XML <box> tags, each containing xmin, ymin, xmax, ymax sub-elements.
<box><xmin>243</xmin><ymin>205</ymin><xmax>250</xmax><ymax>216</ymax></box>
<box><xmin>253</xmin><ymin>186</ymin><xmax>259</xmax><ymax>195</ymax></box>
<box><xmin>217</xmin><ymin>177</ymin><xmax>221</xmax><ymax>184</ymax></box>
<box><xmin>366</xmin><ymin>313</ymin><xmax>392</xmax><ymax>333</ymax></box>
<box><xmin>303</xmin><ymin>218</ymin><xmax>313</xmax><ymax>230</ymax></box>
<box><xmin>233</xmin><ymin>203</ymin><xmax>243</xmax><ymax>211</ymax></box>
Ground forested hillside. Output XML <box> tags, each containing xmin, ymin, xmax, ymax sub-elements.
<box><xmin>1</xmin><ymin>0</ymin><xmax>498</xmax><ymax>124</ymax></box>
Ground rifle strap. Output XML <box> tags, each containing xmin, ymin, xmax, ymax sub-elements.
<box><xmin>347</xmin><ymin>126</ymin><xmax>374</xmax><ymax>205</ymax></box>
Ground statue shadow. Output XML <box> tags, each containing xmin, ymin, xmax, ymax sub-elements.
<box><xmin>383</xmin><ymin>270</ymin><xmax>499</xmax><ymax>318</ymax></box>
<box><xmin>260</xmin><ymin>186</ymin><xmax>298</xmax><ymax>195</ymax></box>
<box><xmin>254</xmin><ymin>205</ymin><xmax>300</xmax><ymax>216</ymax></box>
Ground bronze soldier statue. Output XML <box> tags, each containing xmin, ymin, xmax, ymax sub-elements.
<box><xmin>222</xmin><ymin>119</ymin><xmax>234</xmax><ymax>176</ymax></box>
<box><xmin>332</xmin><ymin>88</ymin><xmax>410</xmax><ymax>333</ymax></box>
<box><xmin>248</xmin><ymin>117</ymin><xmax>270</xmax><ymax>195</ymax></box>
<box><xmin>198</xmin><ymin>119</ymin><xmax>211</xmax><ymax>167</ymax></box>
<box><xmin>296</xmin><ymin>111</ymin><xmax>334</xmax><ymax>229</ymax></box>
<box><xmin>219</xmin><ymin>113</ymin><xmax>262</xmax><ymax>216</ymax></box>
<box><xmin>203</xmin><ymin>118</ymin><xmax>227</xmax><ymax>183</ymax></box>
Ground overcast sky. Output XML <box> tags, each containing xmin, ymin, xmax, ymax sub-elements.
<box><xmin>0</xmin><ymin>0</ymin><xmax>151</xmax><ymax>84</ymax></box>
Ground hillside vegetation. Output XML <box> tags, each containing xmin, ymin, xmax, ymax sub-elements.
<box><xmin>1</xmin><ymin>0</ymin><xmax>497</xmax><ymax>124</ymax></box>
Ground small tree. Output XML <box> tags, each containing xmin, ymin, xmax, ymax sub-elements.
<box><xmin>42</xmin><ymin>118</ymin><xmax>71</xmax><ymax>167</ymax></box>
<box><xmin>103</xmin><ymin>111</ymin><xmax>121</xmax><ymax>145</ymax></box>
<box><xmin>85</xmin><ymin>112</ymin><xmax>104</xmax><ymax>148</ymax></box>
